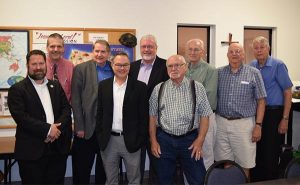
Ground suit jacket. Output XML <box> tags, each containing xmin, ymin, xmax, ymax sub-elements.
<box><xmin>129</xmin><ymin>56</ymin><xmax>169</xmax><ymax>99</ymax></box>
<box><xmin>7</xmin><ymin>77</ymin><xmax>72</xmax><ymax>160</ymax></box>
<box><xmin>96</xmin><ymin>76</ymin><xmax>149</xmax><ymax>153</ymax></box>
<box><xmin>71</xmin><ymin>60</ymin><xmax>113</xmax><ymax>139</ymax></box>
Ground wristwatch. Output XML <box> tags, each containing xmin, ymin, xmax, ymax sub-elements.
<box><xmin>256</xmin><ymin>123</ymin><xmax>262</xmax><ymax>127</ymax></box>
<box><xmin>283</xmin><ymin>116</ymin><xmax>289</xmax><ymax>121</ymax></box>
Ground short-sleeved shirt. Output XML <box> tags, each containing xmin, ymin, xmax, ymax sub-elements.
<box><xmin>216</xmin><ymin>64</ymin><xmax>266</xmax><ymax>118</ymax></box>
<box><xmin>149</xmin><ymin>77</ymin><xmax>212</xmax><ymax>136</ymax></box>
<box><xmin>250</xmin><ymin>56</ymin><xmax>293</xmax><ymax>106</ymax></box>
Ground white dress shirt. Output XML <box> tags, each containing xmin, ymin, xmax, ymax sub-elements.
<box><xmin>112</xmin><ymin>77</ymin><xmax>128</xmax><ymax>132</ymax></box>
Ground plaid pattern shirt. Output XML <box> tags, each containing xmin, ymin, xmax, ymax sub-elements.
<box><xmin>149</xmin><ymin>77</ymin><xmax>212</xmax><ymax>136</ymax></box>
<box><xmin>216</xmin><ymin>64</ymin><xmax>266</xmax><ymax>118</ymax></box>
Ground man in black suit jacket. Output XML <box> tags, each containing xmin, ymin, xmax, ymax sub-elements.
<box><xmin>96</xmin><ymin>52</ymin><xmax>148</xmax><ymax>185</ymax></box>
<box><xmin>7</xmin><ymin>50</ymin><xmax>72</xmax><ymax>184</ymax></box>
<box><xmin>129</xmin><ymin>34</ymin><xmax>168</xmax><ymax>183</ymax></box>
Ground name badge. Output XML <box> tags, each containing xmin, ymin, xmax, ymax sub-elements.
<box><xmin>241</xmin><ymin>81</ymin><xmax>250</xmax><ymax>84</ymax></box>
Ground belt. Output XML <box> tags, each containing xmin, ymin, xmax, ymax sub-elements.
<box><xmin>111</xmin><ymin>131</ymin><xmax>124</xmax><ymax>136</ymax></box>
<box><xmin>158</xmin><ymin>127</ymin><xmax>197</xmax><ymax>138</ymax></box>
<box><xmin>266</xmin><ymin>105</ymin><xmax>283</xmax><ymax>110</ymax></box>
<box><xmin>220</xmin><ymin>115</ymin><xmax>242</xmax><ymax>120</ymax></box>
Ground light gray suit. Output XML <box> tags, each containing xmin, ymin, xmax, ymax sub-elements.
<box><xmin>71</xmin><ymin>60</ymin><xmax>99</xmax><ymax>139</ymax></box>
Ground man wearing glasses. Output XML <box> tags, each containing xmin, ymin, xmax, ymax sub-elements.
<box><xmin>185</xmin><ymin>39</ymin><xmax>218</xmax><ymax>170</ymax></box>
<box><xmin>129</xmin><ymin>34</ymin><xmax>168</xmax><ymax>184</ymax></box>
<box><xmin>149</xmin><ymin>55</ymin><xmax>212</xmax><ymax>185</ymax></box>
<box><xmin>96</xmin><ymin>52</ymin><xmax>148</xmax><ymax>184</ymax></box>
<box><xmin>215</xmin><ymin>43</ymin><xmax>266</xmax><ymax>179</ymax></box>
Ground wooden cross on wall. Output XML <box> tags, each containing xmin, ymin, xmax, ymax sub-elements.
<box><xmin>221</xmin><ymin>33</ymin><xmax>239</xmax><ymax>45</ymax></box>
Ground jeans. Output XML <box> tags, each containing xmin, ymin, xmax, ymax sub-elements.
<box><xmin>155</xmin><ymin>128</ymin><xmax>206</xmax><ymax>185</ymax></box>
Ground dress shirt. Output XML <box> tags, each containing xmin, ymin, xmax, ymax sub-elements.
<box><xmin>137</xmin><ymin>59</ymin><xmax>155</xmax><ymax>84</ymax></box>
<box><xmin>112</xmin><ymin>77</ymin><xmax>128</xmax><ymax>132</ymax></box>
<box><xmin>96</xmin><ymin>61</ymin><xmax>114</xmax><ymax>82</ymax></box>
<box><xmin>216</xmin><ymin>64</ymin><xmax>266</xmax><ymax>118</ymax></box>
<box><xmin>186</xmin><ymin>59</ymin><xmax>218</xmax><ymax>110</ymax></box>
<box><xmin>29</xmin><ymin>77</ymin><xmax>54</xmax><ymax>125</ymax></box>
<box><xmin>46</xmin><ymin>57</ymin><xmax>73</xmax><ymax>102</ymax></box>
<box><xmin>250</xmin><ymin>56</ymin><xmax>293</xmax><ymax>106</ymax></box>
<box><xmin>149</xmin><ymin>77</ymin><xmax>212</xmax><ymax>136</ymax></box>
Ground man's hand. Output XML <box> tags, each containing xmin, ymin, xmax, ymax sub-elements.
<box><xmin>150</xmin><ymin>138</ymin><xmax>161</xmax><ymax>158</ymax></box>
<box><xmin>252</xmin><ymin>125</ymin><xmax>261</xmax><ymax>142</ymax></box>
<box><xmin>76</xmin><ymin>131</ymin><xmax>85</xmax><ymax>138</ymax></box>
<box><xmin>188</xmin><ymin>137</ymin><xmax>202</xmax><ymax>161</ymax></box>
<box><xmin>278</xmin><ymin>119</ymin><xmax>288</xmax><ymax>134</ymax></box>
<box><xmin>45</xmin><ymin>123</ymin><xmax>61</xmax><ymax>143</ymax></box>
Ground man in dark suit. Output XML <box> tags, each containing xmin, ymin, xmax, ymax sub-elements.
<box><xmin>96</xmin><ymin>52</ymin><xmax>148</xmax><ymax>185</ymax></box>
<box><xmin>129</xmin><ymin>34</ymin><xmax>168</xmax><ymax>183</ymax></box>
<box><xmin>7</xmin><ymin>49</ymin><xmax>72</xmax><ymax>184</ymax></box>
<box><xmin>71</xmin><ymin>40</ymin><xmax>113</xmax><ymax>184</ymax></box>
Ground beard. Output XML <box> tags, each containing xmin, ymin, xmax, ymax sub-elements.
<box><xmin>142</xmin><ymin>54</ymin><xmax>155</xmax><ymax>62</ymax></box>
<box><xmin>28</xmin><ymin>69</ymin><xmax>46</xmax><ymax>81</ymax></box>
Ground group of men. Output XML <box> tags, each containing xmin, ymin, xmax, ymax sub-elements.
<box><xmin>7</xmin><ymin>32</ymin><xmax>292</xmax><ymax>185</ymax></box>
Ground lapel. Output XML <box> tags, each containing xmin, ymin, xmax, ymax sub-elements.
<box><xmin>25</xmin><ymin>78</ymin><xmax>43</xmax><ymax>108</ymax></box>
<box><xmin>47</xmin><ymin>80</ymin><xmax>56</xmax><ymax>116</ymax></box>
<box><xmin>132</xmin><ymin>60</ymin><xmax>142</xmax><ymax>80</ymax></box>
<box><xmin>148</xmin><ymin>57</ymin><xmax>160</xmax><ymax>86</ymax></box>
<box><xmin>123</xmin><ymin>77</ymin><xmax>133</xmax><ymax>113</ymax></box>
<box><xmin>90</xmin><ymin>61</ymin><xmax>99</xmax><ymax>89</ymax></box>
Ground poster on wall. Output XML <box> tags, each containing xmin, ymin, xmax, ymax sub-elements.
<box><xmin>110</xmin><ymin>45</ymin><xmax>134</xmax><ymax>62</ymax></box>
<box><xmin>32</xmin><ymin>30</ymin><xmax>84</xmax><ymax>54</ymax></box>
<box><xmin>0</xmin><ymin>30</ymin><xmax>29</xmax><ymax>89</ymax></box>
<box><xmin>64</xmin><ymin>44</ymin><xmax>93</xmax><ymax>66</ymax></box>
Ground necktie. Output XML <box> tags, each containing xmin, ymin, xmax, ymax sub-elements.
<box><xmin>53</xmin><ymin>64</ymin><xmax>59</xmax><ymax>81</ymax></box>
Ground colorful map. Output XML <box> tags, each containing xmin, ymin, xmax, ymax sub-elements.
<box><xmin>0</xmin><ymin>31</ymin><xmax>28</xmax><ymax>88</ymax></box>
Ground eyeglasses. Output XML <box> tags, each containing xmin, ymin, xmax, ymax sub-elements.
<box><xmin>141</xmin><ymin>45</ymin><xmax>155</xmax><ymax>49</ymax></box>
<box><xmin>187</xmin><ymin>48</ymin><xmax>201</xmax><ymax>53</ymax></box>
<box><xmin>114</xmin><ymin>63</ymin><xmax>130</xmax><ymax>68</ymax></box>
<box><xmin>167</xmin><ymin>63</ymin><xmax>186</xmax><ymax>69</ymax></box>
<box><xmin>229</xmin><ymin>49</ymin><xmax>242</xmax><ymax>55</ymax></box>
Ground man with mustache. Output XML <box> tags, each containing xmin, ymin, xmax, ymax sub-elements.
<box><xmin>46</xmin><ymin>33</ymin><xmax>74</xmax><ymax>102</ymax></box>
<box><xmin>8</xmin><ymin>49</ymin><xmax>72</xmax><ymax>184</ymax></box>
<box><xmin>71</xmin><ymin>40</ymin><xmax>113</xmax><ymax>184</ymax></box>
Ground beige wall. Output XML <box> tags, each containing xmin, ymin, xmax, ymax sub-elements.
<box><xmin>1</xmin><ymin>0</ymin><xmax>299</xmax><ymax>80</ymax></box>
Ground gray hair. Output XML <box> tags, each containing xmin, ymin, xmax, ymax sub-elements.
<box><xmin>140</xmin><ymin>34</ymin><xmax>157</xmax><ymax>47</ymax></box>
<box><xmin>252</xmin><ymin>36</ymin><xmax>270</xmax><ymax>48</ymax></box>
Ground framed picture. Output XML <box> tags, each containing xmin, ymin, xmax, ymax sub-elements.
<box><xmin>0</xmin><ymin>30</ymin><xmax>29</xmax><ymax>89</ymax></box>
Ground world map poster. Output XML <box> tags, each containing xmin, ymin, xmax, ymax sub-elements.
<box><xmin>0</xmin><ymin>30</ymin><xmax>29</xmax><ymax>89</ymax></box>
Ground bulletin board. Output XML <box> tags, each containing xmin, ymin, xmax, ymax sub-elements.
<box><xmin>0</xmin><ymin>26</ymin><xmax>136</xmax><ymax>129</ymax></box>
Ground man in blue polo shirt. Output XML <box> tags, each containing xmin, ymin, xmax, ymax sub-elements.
<box><xmin>250</xmin><ymin>36</ymin><xmax>293</xmax><ymax>182</ymax></box>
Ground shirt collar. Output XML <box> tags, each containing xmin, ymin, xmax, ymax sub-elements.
<box><xmin>47</xmin><ymin>57</ymin><xmax>63</xmax><ymax>67</ymax></box>
<box><xmin>141</xmin><ymin>56</ymin><xmax>156</xmax><ymax>66</ymax></box>
<box><xmin>188</xmin><ymin>59</ymin><xmax>205</xmax><ymax>69</ymax></box>
<box><xmin>28</xmin><ymin>76</ymin><xmax>48</xmax><ymax>86</ymax></box>
<box><xmin>113</xmin><ymin>76</ymin><xmax>128</xmax><ymax>87</ymax></box>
